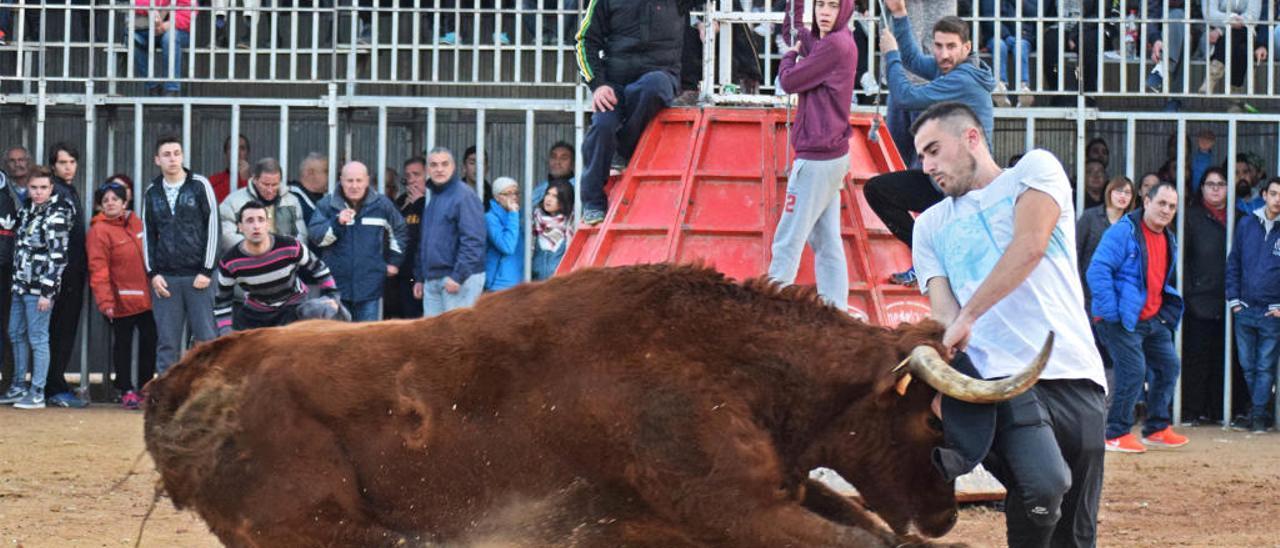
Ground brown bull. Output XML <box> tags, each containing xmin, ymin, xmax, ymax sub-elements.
<box><xmin>144</xmin><ymin>263</ymin><xmax>1047</xmax><ymax>547</ymax></box>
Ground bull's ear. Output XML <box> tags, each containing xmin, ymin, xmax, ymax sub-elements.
<box><xmin>873</xmin><ymin>369</ymin><xmax>910</xmax><ymax>408</ymax></box>
<box><xmin>894</xmin><ymin>373</ymin><xmax>913</xmax><ymax>396</ymax></box>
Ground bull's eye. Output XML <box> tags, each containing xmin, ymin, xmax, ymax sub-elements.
<box><xmin>927</xmin><ymin>416</ymin><xmax>943</xmax><ymax>432</ymax></box>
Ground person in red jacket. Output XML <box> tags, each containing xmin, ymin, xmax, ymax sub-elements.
<box><xmin>87</xmin><ymin>180</ymin><xmax>156</xmax><ymax>410</ymax></box>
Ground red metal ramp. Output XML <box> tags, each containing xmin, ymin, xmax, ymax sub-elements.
<box><xmin>560</xmin><ymin>107</ymin><xmax>929</xmax><ymax>326</ymax></box>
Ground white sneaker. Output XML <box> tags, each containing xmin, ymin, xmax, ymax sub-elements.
<box><xmin>14</xmin><ymin>390</ymin><xmax>45</xmax><ymax>409</ymax></box>
<box><xmin>992</xmin><ymin>82</ymin><xmax>1012</xmax><ymax>107</ymax></box>
<box><xmin>1018</xmin><ymin>83</ymin><xmax>1035</xmax><ymax>107</ymax></box>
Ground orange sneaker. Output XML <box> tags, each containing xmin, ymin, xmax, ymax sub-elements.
<box><xmin>1141</xmin><ymin>426</ymin><xmax>1189</xmax><ymax>448</ymax></box>
<box><xmin>1104</xmin><ymin>433</ymin><xmax>1146</xmax><ymax>453</ymax></box>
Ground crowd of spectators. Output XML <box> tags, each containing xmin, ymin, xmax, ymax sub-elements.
<box><xmin>0</xmin><ymin>137</ymin><xmax>578</xmax><ymax>409</ymax></box>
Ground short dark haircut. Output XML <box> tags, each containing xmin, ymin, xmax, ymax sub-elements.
<box><xmin>1265</xmin><ymin>177</ymin><xmax>1280</xmax><ymax>194</ymax></box>
<box><xmin>932</xmin><ymin>16</ymin><xmax>970</xmax><ymax>42</ymax></box>
<box><xmin>253</xmin><ymin>157</ymin><xmax>283</xmax><ymax>179</ymax></box>
<box><xmin>237</xmin><ymin>199</ymin><xmax>268</xmax><ymax>223</ymax></box>
<box><xmin>1086</xmin><ymin>158</ymin><xmax>1105</xmax><ymax>169</ymax></box>
<box><xmin>1145</xmin><ymin>180</ymin><xmax>1178</xmax><ymax>201</ymax></box>
<box><xmin>403</xmin><ymin>156</ymin><xmax>427</xmax><ymax>170</ymax></box>
<box><xmin>910</xmin><ymin>101</ymin><xmax>983</xmax><ymax>137</ymax></box>
<box><xmin>27</xmin><ymin>165</ymin><xmax>52</xmax><ymax>184</ymax></box>
<box><xmin>47</xmin><ymin>142</ymin><xmax>80</xmax><ymax>166</ymax></box>
<box><xmin>464</xmin><ymin>145</ymin><xmax>477</xmax><ymax>162</ymax></box>
<box><xmin>549</xmin><ymin>141</ymin><xmax>574</xmax><ymax>158</ymax></box>
<box><xmin>1086</xmin><ymin>137</ymin><xmax>1109</xmax><ymax>153</ymax></box>
<box><xmin>155</xmin><ymin>135</ymin><xmax>182</xmax><ymax>154</ymax></box>
<box><xmin>224</xmin><ymin>134</ymin><xmax>250</xmax><ymax>153</ymax></box>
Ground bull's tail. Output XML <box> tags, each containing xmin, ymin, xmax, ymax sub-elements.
<box><xmin>142</xmin><ymin>336</ymin><xmax>248</xmax><ymax>509</ymax></box>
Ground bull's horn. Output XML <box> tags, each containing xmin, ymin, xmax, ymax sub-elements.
<box><xmin>906</xmin><ymin>332</ymin><xmax>1053</xmax><ymax>404</ymax></box>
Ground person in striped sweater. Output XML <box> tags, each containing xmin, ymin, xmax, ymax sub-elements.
<box><xmin>214</xmin><ymin>200</ymin><xmax>340</xmax><ymax>335</ymax></box>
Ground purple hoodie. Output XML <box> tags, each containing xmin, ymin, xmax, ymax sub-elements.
<box><xmin>780</xmin><ymin>0</ymin><xmax>858</xmax><ymax>161</ymax></box>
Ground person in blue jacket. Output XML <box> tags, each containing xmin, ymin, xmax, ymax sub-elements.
<box><xmin>413</xmin><ymin>148</ymin><xmax>486</xmax><ymax>317</ymax></box>
<box><xmin>308</xmin><ymin>161</ymin><xmax>407</xmax><ymax>322</ymax></box>
<box><xmin>1225</xmin><ymin>178</ymin><xmax>1280</xmax><ymax>434</ymax></box>
<box><xmin>484</xmin><ymin>177</ymin><xmax>524</xmax><ymax>292</ymax></box>
<box><xmin>1087</xmin><ymin>181</ymin><xmax>1189</xmax><ymax>453</ymax></box>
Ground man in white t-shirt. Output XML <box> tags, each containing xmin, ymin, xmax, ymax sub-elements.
<box><xmin>910</xmin><ymin>102</ymin><xmax>1107</xmax><ymax>547</ymax></box>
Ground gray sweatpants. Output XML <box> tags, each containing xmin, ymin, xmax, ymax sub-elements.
<box><xmin>153</xmin><ymin>275</ymin><xmax>218</xmax><ymax>374</ymax></box>
<box><xmin>767</xmin><ymin>154</ymin><xmax>849</xmax><ymax>311</ymax></box>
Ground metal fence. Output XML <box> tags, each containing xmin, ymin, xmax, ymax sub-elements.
<box><xmin>2</xmin><ymin>1</ymin><xmax>1280</xmax><ymax>104</ymax></box>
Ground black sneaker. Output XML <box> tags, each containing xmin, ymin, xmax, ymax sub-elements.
<box><xmin>1230</xmin><ymin>415</ymin><xmax>1251</xmax><ymax>432</ymax></box>
<box><xmin>1251</xmin><ymin>416</ymin><xmax>1268</xmax><ymax>434</ymax></box>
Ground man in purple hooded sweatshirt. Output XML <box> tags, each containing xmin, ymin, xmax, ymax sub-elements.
<box><xmin>767</xmin><ymin>0</ymin><xmax>857</xmax><ymax>311</ymax></box>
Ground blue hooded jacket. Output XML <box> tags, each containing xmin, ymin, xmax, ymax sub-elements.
<box><xmin>415</xmin><ymin>174</ymin><xmax>486</xmax><ymax>284</ymax></box>
<box><xmin>1086</xmin><ymin>210</ymin><xmax>1184</xmax><ymax>331</ymax></box>
<box><xmin>884</xmin><ymin>15</ymin><xmax>997</xmax><ymax>146</ymax></box>
<box><xmin>484</xmin><ymin>199</ymin><xmax>525</xmax><ymax>291</ymax></box>
<box><xmin>1226</xmin><ymin>206</ymin><xmax>1280</xmax><ymax>313</ymax></box>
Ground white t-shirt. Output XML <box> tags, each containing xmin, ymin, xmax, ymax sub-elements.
<box><xmin>912</xmin><ymin>149</ymin><xmax>1107</xmax><ymax>391</ymax></box>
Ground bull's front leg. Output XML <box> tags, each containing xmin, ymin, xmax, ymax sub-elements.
<box><xmin>625</xmin><ymin>408</ymin><xmax>898</xmax><ymax>547</ymax></box>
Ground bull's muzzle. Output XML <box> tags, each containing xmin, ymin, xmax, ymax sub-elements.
<box><xmin>903</xmin><ymin>332</ymin><xmax>1053</xmax><ymax>404</ymax></box>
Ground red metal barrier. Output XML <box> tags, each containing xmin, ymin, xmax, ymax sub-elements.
<box><xmin>561</xmin><ymin>107</ymin><xmax>930</xmax><ymax>327</ymax></box>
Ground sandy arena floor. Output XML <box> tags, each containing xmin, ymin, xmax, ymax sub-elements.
<box><xmin>1</xmin><ymin>406</ymin><xmax>1277</xmax><ymax>547</ymax></box>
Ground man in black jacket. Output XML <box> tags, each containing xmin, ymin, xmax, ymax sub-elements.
<box><xmin>143</xmin><ymin>136</ymin><xmax>220</xmax><ymax>375</ymax></box>
<box><xmin>43</xmin><ymin>142</ymin><xmax>88</xmax><ymax>408</ymax></box>
<box><xmin>574</xmin><ymin>0</ymin><xmax>692</xmax><ymax>225</ymax></box>
<box><xmin>0</xmin><ymin>171</ymin><xmax>19</xmax><ymax>395</ymax></box>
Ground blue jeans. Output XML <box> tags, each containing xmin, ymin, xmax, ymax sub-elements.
<box><xmin>342</xmin><ymin>299</ymin><xmax>381</xmax><ymax>322</ymax></box>
<box><xmin>422</xmin><ymin>273</ymin><xmax>484</xmax><ymax>318</ymax></box>
<box><xmin>989</xmin><ymin>35</ymin><xmax>1031</xmax><ymax>86</ymax></box>
<box><xmin>132</xmin><ymin>29</ymin><xmax>190</xmax><ymax>92</ymax></box>
<box><xmin>580</xmin><ymin>70</ymin><xmax>678</xmax><ymax>212</ymax></box>
<box><xmin>1233</xmin><ymin>306</ymin><xmax>1280</xmax><ymax>420</ymax></box>
<box><xmin>9</xmin><ymin>294</ymin><xmax>52</xmax><ymax>393</ymax></box>
<box><xmin>1098</xmin><ymin>319</ymin><xmax>1182</xmax><ymax>439</ymax></box>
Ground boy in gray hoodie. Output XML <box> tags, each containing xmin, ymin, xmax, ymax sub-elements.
<box><xmin>766</xmin><ymin>0</ymin><xmax>857</xmax><ymax>311</ymax></box>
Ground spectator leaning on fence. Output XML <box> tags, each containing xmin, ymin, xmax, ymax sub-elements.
<box><xmin>1088</xmin><ymin>181</ymin><xmax>1189</xmax><ymax>454</ymax></box>
<box><xmin>308</xmin><ymin>161</ymin><xmax>407</xmax><ymax>322</ymax></box>
<box><xmin>218</xmin><ymin>157</ymin><xmax>308</xmax><ymax>253</ymax></box>
<box><xmin>1226</xmin><ymin>177</ymin><xmax>1280</xmax><ymax>434</ymax></box>
<box><xmin>413</xmin><ymin>148</ymin><xmax>487</xmax><ymax>317</ymax></box>
<box><xmin>142</xmin><ymin>136</ymin><xmax>220</xmax><ymax>375</ymax></box>
<box><xmin>216</xmin><ymin>200</ymin><xmax>341</xmax><ymax>334</ymax></box>
<box><xmin>86</xmin><ymin>180</ymin><xmax>155</xmax><ymax>411</ymax></box>
<box><xmin>484</xmin><ymin>177</ymin><xmax>525</xmax><ymax>292</ymax></box>
<box><xmin>1181</xmin><ymin>168</ymin><xmax>1230</xmax><ymax>427</ymax></box>
<box><xmin>2</xmin><ymin>168</ymin><xmax>73</xmax><ymax>410</ymax></box>
<box><xmin>43</xmin><ymin>142</ymin><xmax>89</xmax><ymax>408</ymax></box>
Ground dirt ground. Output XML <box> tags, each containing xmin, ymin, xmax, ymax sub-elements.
<box><xmin>1</xmin><ymin>406</ymin><xmax>1277</xmax><ymax>547</ymax></box>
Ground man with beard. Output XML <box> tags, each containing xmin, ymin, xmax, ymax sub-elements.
<box><xmin>911</xmin><ymin>102</ymin><xmax>1107</xmax><ymax>546</ymax></box>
